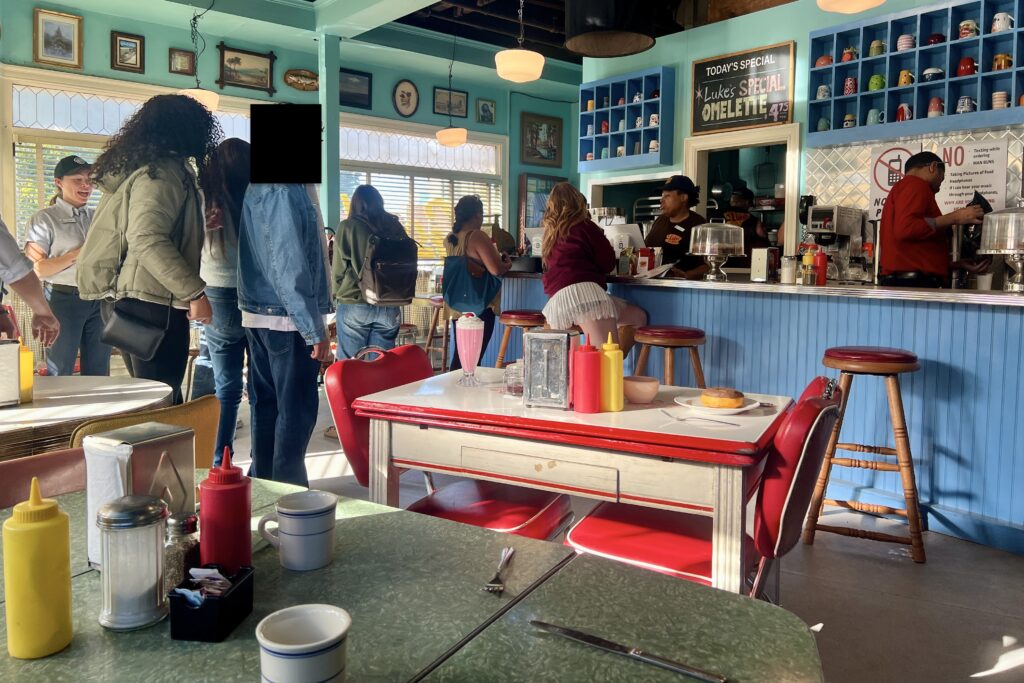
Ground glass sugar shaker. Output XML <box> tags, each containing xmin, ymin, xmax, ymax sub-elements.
<box><xmin>97</xmin><ymin>495</ymin><xmax>169</xmax><ymax>631</ymax></box>
<box><xmin>163</xmin><ymin>512</ymin><xmax>200</xmax><ymax>596</ymax></box>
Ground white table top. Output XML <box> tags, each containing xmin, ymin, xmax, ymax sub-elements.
<box><xmin>356</xmin><ymin>368</ymin><xmax>792</xmax><ymax>456</ymax></box>
<box><xmin>0</xmin><ymin>376</ymin><xmax>173</xmax><ymax>436</ymax></box>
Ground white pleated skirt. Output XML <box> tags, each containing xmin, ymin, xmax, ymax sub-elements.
<box><xmin>542</xmin><ymin>281</ymin><xmax>624</xmax><ymax>330</ymax></box>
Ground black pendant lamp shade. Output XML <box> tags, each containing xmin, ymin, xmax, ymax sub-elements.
<box><xmin>565</xmin><ymin>0</ymin><xmax>656</xmax><ymax>58</ymax></box>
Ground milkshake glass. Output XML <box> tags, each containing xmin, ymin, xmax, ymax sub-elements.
<box><xmin>455</xmin><ymin>313</ymin><xmax>485</xmax><ymax>386</ymax></box>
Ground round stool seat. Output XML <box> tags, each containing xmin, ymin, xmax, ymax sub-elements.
<box><xmin>399</xmin><ymin>323</ymin><xmax>417</xmax><ymax>330</ymax></box>
<box><xmin>429</xmin><ymin>295</ymin><xmax>444</xmax><ymax>308</ymax></box>
<box><xmin>499</xmin><ymin>310</ymin><xmax>546</xmax><ymax>327</ymax></box>
<box><xmin>635</xmin><ymin>325</ymin><xmax>706</xmax><ymax>347</ymax></box>
<box><xmin>823</xmin><ymin>346</ymin><xmax>919</xmax><ymax>374</ymax></box>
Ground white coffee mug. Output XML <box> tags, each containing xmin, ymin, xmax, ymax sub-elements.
<box><xmin>257</xmin><ymin>604</ymin><xmax>351</xmax><ymax>683</ymax></box>
<box><xmin>258</xmin><ymin>490</ymin><xmax>338</xmax><ymax>571</ymax></box>
<box><xmin>649</xmin><ymin>113</ymin><xmax>660</xmax><ymax>126</ymax></box>
<box><xmin>993</xmin><ymin>12</ymin><xmax>1015</xmax><ymax>32</ymax></box>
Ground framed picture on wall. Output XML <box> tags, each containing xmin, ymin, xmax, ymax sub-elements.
<box><xmin>215</xmin><ymin>42</ymin><xmax>277</xmax><ymax>96</ymax></box>
<box><xmin>392</xmin><ymin>79</ymin><xmax>419</xmax><ymax>117</ymax></box>
<box><xmin>518</xmin><ymin>173</ymin><xmax>567</xmax><ymax>234</ymax></box>
<box><xmin>168</xmin><ymin>48</ymin><xmax>195</xmax><ymax>76</ymax></box>
<box><xmin>339</xmin><ymin>68</ymin><xmax>372</xmax><ymax>109</ymax></box>
<box><xmin>476</xmin><ymin>98</ymin><xmax>496</xmax><ymax>125</ymax></box>
<box><xmin>33</xmin><ymin>8</ymin><xmax>83</xmax><ymax>70</ymax></box>
<box><xmin>110</xmin><ymin>31</ymin><xmax>145</xmax><ymax>74</ymax></box>
<box><xmin>520</xmin><ymin>112</ymin><xmax>563</xmax><ymax>167</ymax></box>
<box><xmin>433</xmin><ymin>87</ymin><xmax>468</xmax><ymax>118</ymax></box>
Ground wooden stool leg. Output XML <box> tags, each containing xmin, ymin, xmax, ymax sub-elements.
<box><xmin>885</xmin><ymin>375</ymin><xmax>927</xmax><ymax>563</ymax></box>
<box><xmin>802</xmin><ymin>372</ymin><xmax>853</xmax><ymax>545</ymax></box>
<box><xmin>440</xmin><ymin>317</ymin><xmax>450</xmax><ymax>373</ymax></box>
<box><xmin>635</xmin><ymin>345</ymin><xmax>650</xmax><ymax>376</ymax></box>
<box><xmin>495</xmin><ymin>326</ymin><xmax>513</xmax><ymax>369</ymax></box>
<box><xmin>688</xmin><ymin>347</ymin><xmax>706</xmax><ymax>389</ymax></box>
<box><xmin>425</xmin><ymin>308</ymin><xmax>439</xmax><ymax>353</ymax></box>
<box><xmin>662</xmin><ymin>347</ymin><xmax>674</xmax><ymax>386</ymax></box>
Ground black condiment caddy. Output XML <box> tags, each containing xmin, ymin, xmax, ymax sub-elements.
<box><xmin>168</xmin><ymin>564</ymin><xmax>254</xmax><ymax>642</ymax></box>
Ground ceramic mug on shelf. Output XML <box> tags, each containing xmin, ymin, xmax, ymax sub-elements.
<box><xmin>927</xmin><ymin>32</ymin><xmax>946</xmax><ymax>45</ymax></box>
<box><xmin>586</xmin><ymin>124</ymin><xmax>594</xmax><ymax>136</ymax></box>
<box><xmin>586</xmin><ymin>99</ymin><xmax>595</xmax><ymax>111</ymax></box>
<box><xmin>635</xmin><ymin>115</ymin><xmax>644</xmax><ymax>128</ymax></box>
<box><xmin>867</xmin><ymin>108</ymin><xmax>885</xmax><ymax>125</ymax></box>
<box><xmin>618</xmin><ymin>97</ymin><xmax>626</xmax><ymax>106</ymax></box>
<box><xmin>923</xmin><ymin>67</ymin><xmax>945</xmax><ymax>82</ymax></box>
<box><xmin>616</xmin><ymin>145</ymin><xmax>626</xmax><ymax>157</ymax></box>
<box><xmin>817</xmin><ymin>84</ymin><xmax>831</xmax><ymax>99</ymax></box>
<box><xmin>816</xmin><ymin>54</ymin><xmax>834</xmax><ymax>67</ymax></box>
<box><xmin>258</xmin><ymin>490</ymin><xmax>338</xmax><ymax>572</ymax></box>
<box><xmin>843</xmin><ymin>113</ymin><xmax>857</xmax><ymax>128</ymax></box>
<box><xmin>928</xmin><ymin>97</ymin><xmax>945</xmax><ymax>117</ymax></box>
<box><xmin>993</xmin><ymin>53</ymin><xmax>1013</xmax><ymax>71</ymax></box>
<box><xmin>601</xmin><ymin>120</ymin><xmax>610</xmax><ymax>134</ymax></box>
<box><xmin>896</xmin><ymin>103</ymin><xmax>913</xmax><ymax>121</ymax></box>
<box><xmin>957</xmin><ymin>56</ymin><xmax>977</xmax><ymax>76</ymax></box>
<box><xmin>649</xmin><ymin>113</ymin><xmax>660</xmax><ymax>126</ymax></box>
<box><xmin>993</xmin><ymin>91</ymin><xmax>1009</xmax><ymax>109</ymax></box>
<box><xmin>633</xmin><ymin>93</ymin><xmax>643</xmax><ymax>103</ymax></box>
<box><xmin>896</xmin><ymin>34</ymin><xmax>916</xmax><ymax>51</ymax></box>
<box><xmin>959</xmin><ymin>19</ymin><xmax>979</xmax><ymax>38</ymax></box>
<box><xmin>1019</xmin><ymin>93</ymin><xmax>1024</xmax><ymax>106</ymax></box>
<box><xmin>817</xmin><ymin>117</ymin><xmax>830</xmax><ymax>132</ymax></box>
<box><xmin>868</xmin><ymin>74</ymin><xmax>886</xmax><ymax>91</ymax></box>
<box><xmin>633</xmin><ymin>141</ymin><xmax>642</xmax><ymax>154</ymax></box>
<box><xmin>842</xmin><ymin>47</ymin><xmax>858</xmax><ymax>62</ymax></box>
<box><xmin>649</xmin><ymin>139</ymin><xmax>660</xmax><ymax>152</ymax></box>
<box><xmin>602</xmin><ymin>96</ymin><xmax>610</xmax><ymax>108</ymax></box>
<box><xmin>618</xmin><ymin>119</ymin><xmax>626</xmax><ymax>132</ymax></box>
<box><xmin>585</xmin><ymin>151</ymin><xmax>594</xmax><ymax>161</ymax></box>
<box><xmin>843</xmin><ymin>76</ymin><xmax>858</xmax><ymax>95</ymax></box>
<box><xmin>601</xmin><ymin>147</ymin><xmax>610</xmax><ymax>159</ymax></box>
<box><xmin>898</xmin><ymin>69</ymin><xmax>915</xmax><ymax>86</ymax></box>
<box><xmin>956</xmin><ymin>95</ymin><xmax>977</xmax><ymax>113</ymax></box>
<box><xmin>992</xmin><ymin>12</ymin><xmax>1015</xmax><ymax>32</ymax></box>
<box><xmin>869</xmin><ymin>39</ymin><xmax>886</xmax><ymax>57</ymax></box>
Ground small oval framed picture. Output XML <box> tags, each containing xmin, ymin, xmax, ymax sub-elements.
<box><xmin>393</xmin><ymin>79</ymin><xmax>419</xmax><ymax>118</ymax></box>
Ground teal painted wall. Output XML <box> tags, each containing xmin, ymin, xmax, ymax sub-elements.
<box><xmin>0</xmin><ymin>1</ymin><xmax>579</xmax><ymax>236</ymax></box>
<box><xmin>579</xmin><ymin>0</ymin><xmax>925</xmax><ymax>189</ymax></box>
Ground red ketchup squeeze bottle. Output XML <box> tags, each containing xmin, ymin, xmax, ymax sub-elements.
<box><xmin>199</xmin><ymin>448</ymin><xmax>252</xmax><ymax>575</ymax></box>
<box><xmin>572</xmin><ymin>335</ymin><xmax>602</xmax><ymax>414</ymax></box>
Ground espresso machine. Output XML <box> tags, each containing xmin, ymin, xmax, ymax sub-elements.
<box><xmin>806</xmin><ymin>205</ymin><xmax>866</xmax><ymax>281</ymax></box>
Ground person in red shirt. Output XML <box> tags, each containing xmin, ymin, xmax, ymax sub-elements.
<box><xmin>541</xmin><ymin>183</ymin><xmax>646</xmax><ymax>353</ymax></box>
<box><xmin>880</xmin><ymin>151</ymin><xmax>986</xmax><ymax>287</ymax></box>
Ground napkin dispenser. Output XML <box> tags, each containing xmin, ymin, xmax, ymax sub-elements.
<box><xmin>751</xmin><ymin>247</ymin><xmax>780</xmax><ymax>282</ymax></box>
<box><xmin>0</xmin><ymin>340</ymin><xmax>19</xmax><ymax>407</ymax></box>
<box><xmin>523</xmin><ymin>329</ymin><xmax>579</xmax><ymax>410</ymax></box>
<box><xmin>84</xmin><ymin>422</ymin><xmax>196</xmax><ymax>568</ymax></box>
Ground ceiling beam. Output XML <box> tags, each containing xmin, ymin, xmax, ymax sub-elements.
<box><xmin>708</xmin><ymin>0</ymin><xmax>795</xmax><ymax>23</ymax></box>
<box><xmin>315</xmin><ymin>0</ymin><xmax>437</xmax><ymax>37</ymax></box>
<box><xmin>166</xmin><ymin>0</ymin><xmax>315</xmax><ymax>31</ymax></box>
<box><xmin>437</xmin><ymin>1</ymin><xmax>563</xmax><ymax>34</ymax></box>
<box><xmin>422</xmin><ymin>13</ymin><xmax>567</xmax><ymax>49</ymax></box>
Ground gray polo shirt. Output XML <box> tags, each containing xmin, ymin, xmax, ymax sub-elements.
<box><xmin>1</xmin><ymin>216</ymin><xmax>33</xmax><ymax>290</ymax></box>
<box><xmin>24</xmin><ymin>197</ymin><xmax>94</xmax><ymax>287</ymax></box>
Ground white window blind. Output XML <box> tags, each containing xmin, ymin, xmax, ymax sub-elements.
<box><xmin>14</xmin><ymin>140</ymin><xmax>104</xmax><ymax>243</ymax></box>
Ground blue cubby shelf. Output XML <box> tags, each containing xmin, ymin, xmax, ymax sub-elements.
<box><xmin>578</xmin><ymin>66</ymin><xmax>675</xmax><ymax>172</ymax></box>
<box><xmin>807</xmin><ymin>0</ymin><xmax>1024</xmax><ymax>147</ymax></box>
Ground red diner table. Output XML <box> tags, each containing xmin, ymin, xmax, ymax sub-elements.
<box><xmin>353</xmin><ymin>368</ymin><xmax>792</xmax><ymax>593</ymax></box>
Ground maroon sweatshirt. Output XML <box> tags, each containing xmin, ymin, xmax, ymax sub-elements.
<box><xmin>542</xmin><ymin>220</ymin><xmax>617</xmax><ymax>297</ymax></box>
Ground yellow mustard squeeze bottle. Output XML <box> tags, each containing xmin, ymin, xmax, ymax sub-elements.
<box><xmin>18</xmin><ymin>339</ymin><xmax>33</xmax><ymax>403</ymax></box>
<box><xmin>3</xmin><ymin>477</ymin><xmax>72</xmax><ymax>659</ymax></box>
<box><xmin>600</xmin><ymin>332</ymin><xmax>624</xmax><ymax>412</ymax></box>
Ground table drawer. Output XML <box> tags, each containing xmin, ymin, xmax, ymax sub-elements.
<box><xmin>619</xmin><ymin>464</ymin><xmax>716</xmax><ymax>513</ymax></box>
<box><xmin>460</xmin><ymin>447</ymin><xmax>618</xmax><ymax>499</ymax></box>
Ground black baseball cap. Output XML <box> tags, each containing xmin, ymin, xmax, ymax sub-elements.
<box><xmin>54</xmin><ymin>155</ymin><xmax>91</xmax><ymax>178</ymax></box>
<box><xmin>661</xmin><ymin>175</ymin><xmax>698</xmax><ymax>196</ymax></box>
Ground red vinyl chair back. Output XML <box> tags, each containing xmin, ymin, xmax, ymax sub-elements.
<box><xmin>752</xmin><ymin>378</ymin><xmax>841</xmax><ymax>560</ymax></box>
<box><xmin>324</xmin><ymin>345</ymin><xmax>433</xmax><ymax>487</ymax></box>
<box><xmin>0</xmin><ymin>447</ymin><xmax>85</xmax><ymax>509</ymax></box>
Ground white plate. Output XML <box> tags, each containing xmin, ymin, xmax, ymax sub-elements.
<box><xmin>673</xmin><ymin>396</ymin><xmax>761</xmax><ymax>415</ymax></box>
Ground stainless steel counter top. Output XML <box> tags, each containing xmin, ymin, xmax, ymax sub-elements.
<box><xmin>503</xmin><ymin>272</ymin><xmax>1024</xmax><ymax>308</ymax></box>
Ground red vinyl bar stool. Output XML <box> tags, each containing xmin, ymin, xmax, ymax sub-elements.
<box><xmin>633</xmin><ymin>325</ymin><xmax>707</xmax><ymax>387</ymax></box>
<box><xmin>495</xmin><ymin>310</ymin><xmax>546</xmax><ymax>368</ymax></box>
<box><xmin>423</xmin><ymin>295</ymin><xmax>450</xmax><ymax>373</ymax></box>
<box><xmin>802</xmin><ymin>346</ymin><xmax>927</xmax><ymax>563</ymax></box>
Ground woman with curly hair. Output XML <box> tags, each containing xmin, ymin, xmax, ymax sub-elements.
<box><xmin>540</xmin><ymin>182</ymin><xmax>646</xmax><ymax>353</ymax></box>
<box><xmin>77</xmin><ymin>94</ymin><xmax>220</xmax><ymax>403</ymax></box>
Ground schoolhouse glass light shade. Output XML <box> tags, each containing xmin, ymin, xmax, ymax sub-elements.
<box><xmin>816</xmin><ymin>0</ymin><xmax>886</xmax><ymax>14</ymax></box>
<box><xmin>179</xmin><ymin>87</ymin><xmax>220</xmax><ymax>112</ymax></box>
<box><xmin>435</xmin><ymin>126</ymin><xmax>468</xmax><ymax>147</ymax></box>
<box><xmin>495</xmin><ymin>48</ymin><xmax>545</xmax><ymax>83</ymax></box>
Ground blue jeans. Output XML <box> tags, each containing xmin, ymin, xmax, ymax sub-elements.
<box><xmin>206</xmin><ymin>287</ymin><xmax>248</xmax><ymax>467</ymax></box>
<box><xmin>44</xmin><ymin>286</ymin><xmax>111</xmax><ymax>376</ymax></box>
<box><xmin>245</xmin><ymin>327</ymin><xmax>320</xmax><ymax>487</ymax></box>
<box><xmin>336</xmin><ymin>303</ymin><xmax>400</xmax><ymax>359</ymax></box>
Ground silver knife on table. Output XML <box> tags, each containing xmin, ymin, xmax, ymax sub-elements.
<box><xmin>530</xmin><ymin>620</ymin><xmax>727</xmax><ymax>683</ymax></box>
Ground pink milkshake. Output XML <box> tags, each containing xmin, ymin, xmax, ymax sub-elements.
<box><xmin>455</xmin><ymin>313</ymin><xmax>485</xmax><ymax>386</ymax></box>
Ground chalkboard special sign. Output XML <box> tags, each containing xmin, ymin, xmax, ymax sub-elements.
<box><xmin>691</xmin><ymin>41</ymin><xmax>794</xmax><ymax>136</ymax></box>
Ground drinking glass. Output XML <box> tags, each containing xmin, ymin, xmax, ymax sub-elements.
<box><xmin>455</xmin><ymin>314</ymin><xmax>485</xmax><ymax>387</ymax></box>
<box><xmin>503</xmin><ymin>361</ymin><xmax>523</xmax><ymax>396</ymax></box>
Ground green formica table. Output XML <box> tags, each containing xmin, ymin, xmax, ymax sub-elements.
<box><xmin>421</xmin><ymin>554</ymin><xmax>824</xmax><ymax>683</ymax></box>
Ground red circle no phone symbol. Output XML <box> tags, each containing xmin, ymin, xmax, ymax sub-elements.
<box><xmin>873</xmin><ymin>146</ymin><xmax>916</xmax><ymax>194</ymax></box>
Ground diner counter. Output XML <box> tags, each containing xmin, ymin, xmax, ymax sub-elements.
<box><xmin>486</xmin><ymin>272</ymin><xmax>1024</xmax><ymax>555</ymax></box>
<box><xmin>504</xmin><ymin>271</ymin><xmax>1024</xmax><ymax>308</ymax></box>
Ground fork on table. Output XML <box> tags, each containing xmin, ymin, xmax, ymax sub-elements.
<box><xmin>659</xmin><ymin>408</ymin><xmax>740</xmax><ymax>427</ymax></box>
<box><xmin>482</xmin><ymin>546</ymin><xmax>515</xmax><ymax>594</ymax></box>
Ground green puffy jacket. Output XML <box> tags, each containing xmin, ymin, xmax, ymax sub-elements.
<box><xmin>77</xmin><ymin>159</ymin><xmax>205</xmax><ymax>308</ymax></box>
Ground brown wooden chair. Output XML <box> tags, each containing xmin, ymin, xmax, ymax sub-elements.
<box><xmin>495</xmin><ymin>310</ymin><xmax>546</xmax><ymax>368</ymax></box>
<box><xmin>633</xmin><ymin>325</ymin><xmax>707</xmax><ymax>387</ymax></box>
<box><xmin>423</xmin><ymin>295</ymin><xmax>450</xmax><ymax>372</ymax></box>
<box><xmin>69</xmin><ymin>395</ymin><xmax>221</xmax><ymax>470</ymax></box>
<box><xmin>0</xmin><ymin>447</ymin><xmax>85</xmax><ymax>509</ymax></box>
<box><xmin>802</xmin><ymin>346</ymin><xmax>926</xmax><ymax>563</ymax></box>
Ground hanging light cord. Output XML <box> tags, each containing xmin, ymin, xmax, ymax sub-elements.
<box><xmin>447</xmin><ymin>31</ymin><xmax>458</xmax><ymax>128</ymax></box>
<box><xmin>516</xmin><ymin>0</ymin><xmax>526</xmax><ymax>48</ymax></box>
<box><xmin>190</xmin><ymin>0</ymin><xmax>216</xmax><ymax>89</ymax></box>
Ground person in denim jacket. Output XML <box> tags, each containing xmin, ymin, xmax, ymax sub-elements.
<box><xmin>238</xmin><ymin>183</ymin><xmax>333</xmax><ymax>486</ymax></box>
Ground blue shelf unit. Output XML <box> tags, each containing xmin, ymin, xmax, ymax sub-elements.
<box><xmin>807</xmin><ymin>0</ymin><xmax>1024</xmax><ymax>147</ymax></box>
<box><xmin>578</xmin><ymin>67</ymin><xmax>676</xmax><ymax>172</ymax></box>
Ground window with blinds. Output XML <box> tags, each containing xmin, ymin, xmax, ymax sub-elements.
<box><xmin>13</xmin><ymin>140</ymin><xmax>104</xmax><ymax>243</ymax></box>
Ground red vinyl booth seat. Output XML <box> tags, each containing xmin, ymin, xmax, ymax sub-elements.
<box><xmin>324</xmin><ymin>345</ymin><xmax>572</xmax><ymax>540</ymax></box>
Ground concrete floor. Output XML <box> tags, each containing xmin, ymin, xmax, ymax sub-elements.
<box><xmin>224</xmin><ymin>387</ymin><xmax>1024</xmax><ymax>683</ymax></box>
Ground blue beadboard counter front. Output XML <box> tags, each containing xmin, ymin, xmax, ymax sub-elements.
<box><xmin>482</xmin><ymin>274</ymin><xmax>1024</xmax><ymax>554</ymax></box>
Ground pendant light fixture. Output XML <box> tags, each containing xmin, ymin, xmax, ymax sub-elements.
<box><xmin>495</xmin><ymin>0</ymin><xmax>545</xmax><ymax>83</ymax></box>
<box><xmin>816</xmin><ymin>0</ymin><xmax>886</xmax><ymax>14</ymax></box>
<box><xmin>180</xmin><ymin>0</ymin><xmax>219</xmax><ymax>112</ymax></box>
<box><xmin>436</xmin><ymin>32</ymin><xmax>468</xmax><ymax>148</ymax></box>
<box><xmin>565</xmin><ymin>0</ymin><xmax>655</xmax><ymax>58</ymax></box>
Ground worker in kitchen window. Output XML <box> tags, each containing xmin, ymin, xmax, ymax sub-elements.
<box><xmin>644</xmin><ymin>175</ymin><xmax>708</xmax><ymax>279</ymax></box>
<box><xmin>722</xmin><ymin>187</ymin><xmax>771</xmax><ymax>268</ymax></box>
